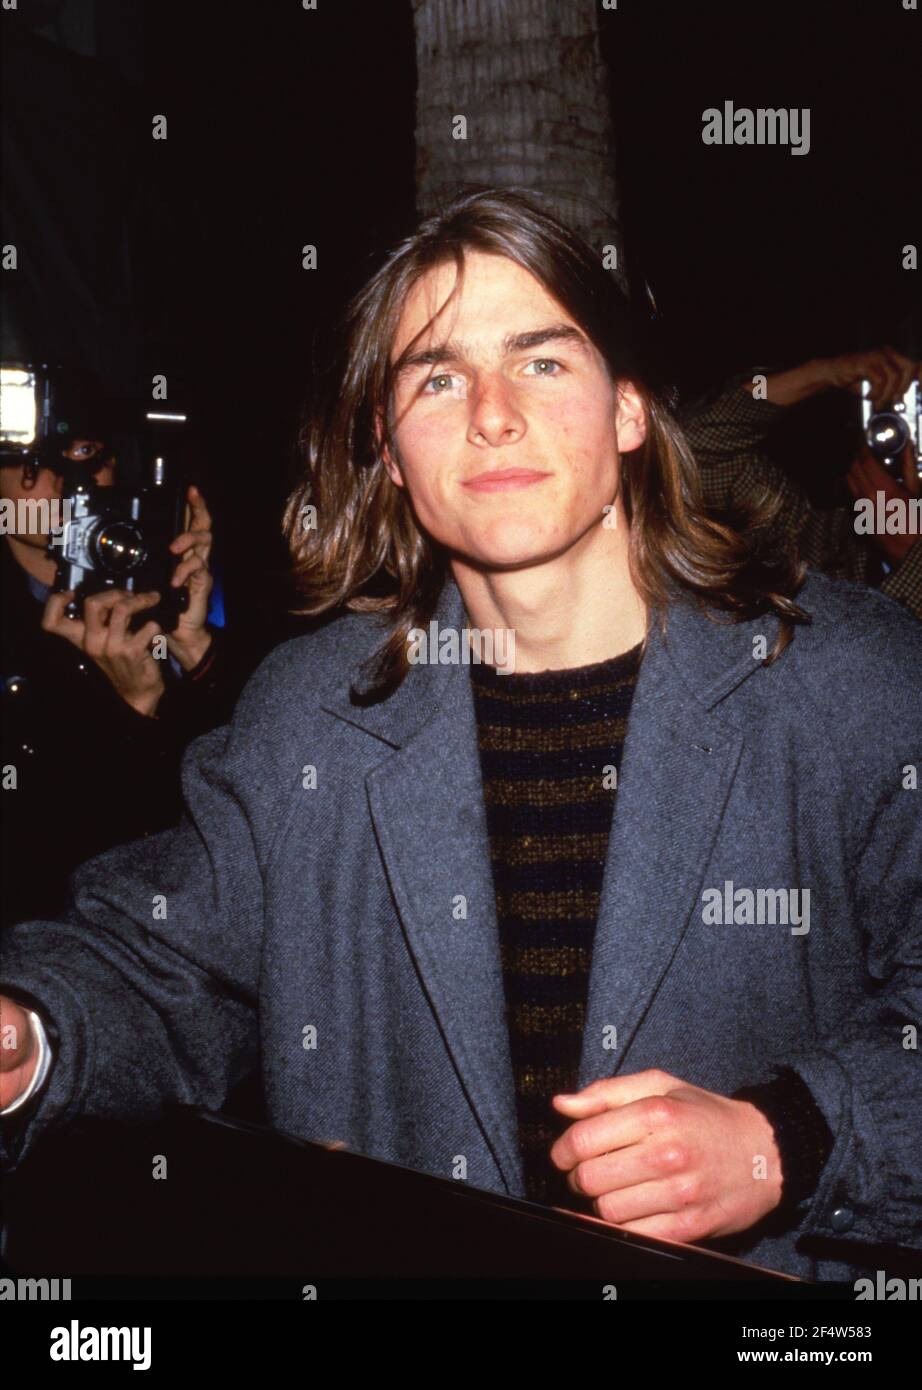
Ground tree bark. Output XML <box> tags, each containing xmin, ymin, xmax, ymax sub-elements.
<box><xmin>412</xmin><ymin>0</ymin><xmax>620</xmax><ymax>263</ymax></box>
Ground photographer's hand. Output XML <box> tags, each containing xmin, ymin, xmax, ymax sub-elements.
<box><xmin>166</xmin><ymin>484</ymin><xmax>215</xmax><ymax>672</ymax></box>
<box><xmin>42</xmin><ymin>588</ymin><xmax>167</xmax><ymax>717</ymax></box>
<box><xmin>745</xmin><ymin>347</ymin><xmax>919</xmax><ymax>408</ymax></box>
<box><xmin>813</xmin><ymin>347</ymin><xmax>919</xmax><ymax>407</ymax></box>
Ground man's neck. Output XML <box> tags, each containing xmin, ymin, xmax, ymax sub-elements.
<box><xmin>4</xmin><ymin>536</ymin><xmax>57</xmax><ymax>587</ymax></box>
<box><xmin>450</xmin><ymin>515</ymin><xmax>647</xmax><ymax>674</ymax></box>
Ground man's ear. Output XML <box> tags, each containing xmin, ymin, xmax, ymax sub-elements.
<box><xmin>614</xmin><ymin>382</ymin><xmax>648</xmax><ymax>453</ymax></box>
<box><xmin>374</xmin><ymin>405</ymin><xmax>405</xmax><ymax>488</ymax></box>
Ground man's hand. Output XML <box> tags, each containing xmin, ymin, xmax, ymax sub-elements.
<box><xmin>549</xmin><ymin>1069</ymin><xmax>784</xmax><ymax>1243</ymax></box>
<box><xmin>814</xmin><ymin>347</ymin><xmax>918</xmax><ymax>407</ymax></box>
<box><xmin>0</xmin><ymin>995</ymin><xmax>40</xmax><ymax>1111</ymax></box>
<box><xmin>751</xmin><ymin>347</ymin><xmax>919</xmax><ymax>408</ymax></box>
<box><xmin>847</xmin><ymin>443</ymin><xmax>921</xmax><ymax>566</ymax></box>
<box><xmin>42</xmin><ymin>588</ymin><xmax>166</xmax><ymax>717</ymax></box>
<box><xmin>166</xmin><ymin>484</ymin><xmax>214</xmax><ymax>672</ymax></box>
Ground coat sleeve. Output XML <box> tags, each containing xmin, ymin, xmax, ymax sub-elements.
<box><xmin>0</xmin><ymin>710</ymin><xmax>270</xmax><ymax>1172</ymax></box>
<box><xmin>763</xmin><ymin>748</ymin><xmax>922</xmax><ymax>1256</ymax></box>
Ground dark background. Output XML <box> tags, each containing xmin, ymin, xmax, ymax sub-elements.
<box><xmin>2</xmin><ymin>0</ymin><xmax>919</xmax><ymax>643</ymax></box>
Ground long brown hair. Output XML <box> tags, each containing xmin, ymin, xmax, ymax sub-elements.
<box><xmin>283</xmin><ymin>187</ymin><xmax>807</xmax><ymax>699</ymax></box>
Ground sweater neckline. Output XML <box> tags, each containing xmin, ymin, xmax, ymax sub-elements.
<box><xmin>468</xmin><ymin>638</ymin><xmax>644</xmax><ymax>692</ymax></box>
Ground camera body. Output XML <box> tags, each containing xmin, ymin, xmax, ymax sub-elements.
<box><xmin>861</xmin><ymin>378</ymin><xmax>922</xmax><ymax>483</ymax></box>
<box><xmin>54</xmin><ymin>458</ymin><xmax>189</xmax><ymax>634</ymax></box>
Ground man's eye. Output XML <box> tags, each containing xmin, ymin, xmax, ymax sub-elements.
<box><xmin>523</xmin><ymin>358</ymin><xmax>563</xmax><ymax>377</ymax></box>
<box><xmin>422</xmin><ymin>373</ymin><xmax>461</xmax><ymax>395</ymax></box>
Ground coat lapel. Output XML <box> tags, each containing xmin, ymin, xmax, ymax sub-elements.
<box><xmin>578</xmin><ymin>603</ymin><xmax>758</xmax><ymax>1087</ymax></box>
<box><xmin>325</xmin><ymin>580</ymin><xmax>524</xmax><ymax>1194</ymax></box>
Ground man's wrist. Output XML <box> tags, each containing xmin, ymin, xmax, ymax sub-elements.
<box><xmin>169</xmin><ymin>627</ymin><xmax>213</xmax><ymax>673</ymax></box>
<box><xmin>732</xmin><ymin>1068</ymin><xmax>835</xmax><ymax>1217</ymax></box>
<box><xmin>124</xmin><ymin>686</ymin><xmax>164</xmax><ymax>718</ymax></box>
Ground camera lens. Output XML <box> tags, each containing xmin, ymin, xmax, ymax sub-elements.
<box><xmin>866</xmin><ymin>411</ymin><xmax>910</xmax><ymax>460</ymax></box>
<box><xmin>92</xmin><ymin>521</ymin><xmax>147</xmax><ymax>574</ymax></box>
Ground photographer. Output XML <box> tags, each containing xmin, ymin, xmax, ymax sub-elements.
<box><xmin>680</xmin><ymin>347</ymin><xmax>922</xmax><ymax>620</ymax></box>
<box><xmin>1</xmin><ymin>418</ymin><xmax>245</xmax><ymax>928</ymax></box>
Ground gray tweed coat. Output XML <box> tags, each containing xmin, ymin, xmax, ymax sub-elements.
<box><xmin>2</xmin><ymin>570</ymin><xmax>921</xmax><ymax>1282</ymax></box>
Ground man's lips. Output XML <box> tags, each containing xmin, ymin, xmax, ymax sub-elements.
<box><xmin>462</xmin><ymin>468</ymin><xmax>552</xmax><ymax>493</ymax></box>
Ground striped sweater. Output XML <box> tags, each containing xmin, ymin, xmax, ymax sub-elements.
<box><xmin>468</xmin><ymin>642</ymin><xmax>643</xmax><ymax>1209</ymax></box>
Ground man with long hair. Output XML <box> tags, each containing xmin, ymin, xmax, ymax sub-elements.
<box><xmin>2</xmin><ymin>191</ymin><xmax>920</xmax><ymax>1283</ymax></box>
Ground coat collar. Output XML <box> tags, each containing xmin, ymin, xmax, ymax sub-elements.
<box><xmin>320</xmin><ymin>574</ymin><xmax>784</xmax><ymax>1196</ymax></box>
<box><xmin>320</xmin><ymin>572</ymin><xmax>783</xmax><ymax>741</ymax></box>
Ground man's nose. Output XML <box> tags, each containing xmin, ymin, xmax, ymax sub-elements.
<box><xmin>467</xmin><ymin>374</ymin><xmax>526</xmax><ymax>446</ymax></box>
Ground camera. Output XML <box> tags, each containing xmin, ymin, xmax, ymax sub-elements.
<box><xmin>861</xmin><ymin>377</ymin><xmax>922</xmax><ymax>484</ymax></box>
<box><xmin>1</xmin><ymin>363</ymin><xmax>190</xmax><ymax>633</ymax></box>
<box><xmin>54</xmin><ymin>446</ymin><xmax>190</xmax><ymax>634</ymax></box>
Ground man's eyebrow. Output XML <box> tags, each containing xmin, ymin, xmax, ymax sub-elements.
<box><xmin>393</xmin><ymin>323</ymin><xmax>590</xmax><ymax>376</ymax></box>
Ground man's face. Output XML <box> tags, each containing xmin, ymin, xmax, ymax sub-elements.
<box><xmin>383</xmin><ymin>251</ymin><xmax>646</xmax><ymax>571</ymax></box>
<box><xmin>0</xmin><ymin>441</ymin><xmax>115</xmax><ymax>547</ymax></box>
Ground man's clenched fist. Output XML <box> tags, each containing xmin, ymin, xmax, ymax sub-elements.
<box><xmin>549</xmin><ymin>1068</ymin><xmax>784</xmax><ymax>1243</ymax></box>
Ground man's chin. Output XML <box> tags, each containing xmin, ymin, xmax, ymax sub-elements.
<box><xmin>454</xmin><ymin>540</ymin><xmax>575</xmax><ymax>575</ymax></box>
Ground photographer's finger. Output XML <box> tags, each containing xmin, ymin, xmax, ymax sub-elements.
<box><xmin>171</xmin><ymin>552</ymin><xmax>208</xmax><ymax>588</ymax></box>
<box><xmin>879</xmin><ymin>346</ymin><xmax>916</xmax><ymax>399</ymax></box>
<box><xmin>40</xmin><ymin>590</ymin><xmax>84</xmax><ymax>645</ymax></box>
<box><xmin>867</xmin><ymin>363</ymin><xmax>891</xmax><ymax>407</ymax></box>
<box><xmin>82</xmin><ymin>589</ymin><xmax>130</xmax><ymax>654</ymax></box>
<box><xmin>129</xmin><ymin>619</ymin><xmax>165</xmax><ymax>655</ymax></box>
<box><xmin>187</xmin><ymin>484</ymin><xmax>213</xmax><ymax>532</ymax></box>
<box><xmin>92</xmin><ymin>591</ymin><xmax>161</xmax><ymax>650</ymax></box>
<box><xmin>879</xmin><ymin>357</ymin><xmax>904</xmax><ymax>405</ymax></box>
<box><xmin>169</xmin><ymin>529</ymin><xmax>212</xmax><ymax>562</ymax></box>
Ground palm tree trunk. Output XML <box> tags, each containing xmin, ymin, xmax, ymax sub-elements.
<box><xmin>412</xmin><ymin>0</ymin><xmax>621</xmax><ymax>262</ymax></box>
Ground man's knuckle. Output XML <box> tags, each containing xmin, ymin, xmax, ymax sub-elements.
<box><xmin>569</xmin><ymin>1127</ymin><xmax>596</xmax><ymax>1163</ymax></box>
<box><xmin>595</xmin><ymin>1193</ymin><xmax>623</xmax><ymax>1224</ymax></box>
<box><xmin>576</xmin><ymin>1163</ymin><xmax>606</xmax><ymax>1199</ymax></box>
<box><xmin>671</xmin><ymin>1207</ymin><xmax>704</xmax><ymax>1241</ymax></box>
<box><xmin>643</xmin><ymin>1096</ymin><xmax>675</xmax><ymax>1128</ymax></box>
<box><xmin>671</xmin><ymin>1172</ymin><xmax>702</xmax><ymax>1207</ymax></box>
<box><xmin>653</xmin><ymin>1143</ymin><xmax>687</xmax><ymax>1174</ymax></box>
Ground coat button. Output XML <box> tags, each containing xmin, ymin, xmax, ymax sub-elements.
<box><xmin>830</xmin><ymin>1206</ymin><xmax>854</xmax><ymax>1232</ymax></box>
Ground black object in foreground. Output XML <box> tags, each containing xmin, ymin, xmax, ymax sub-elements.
<box><xmin>2</xmin><ymin>1106</ymin><xmax>801</xmax><ymax>1285</ymax></box>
